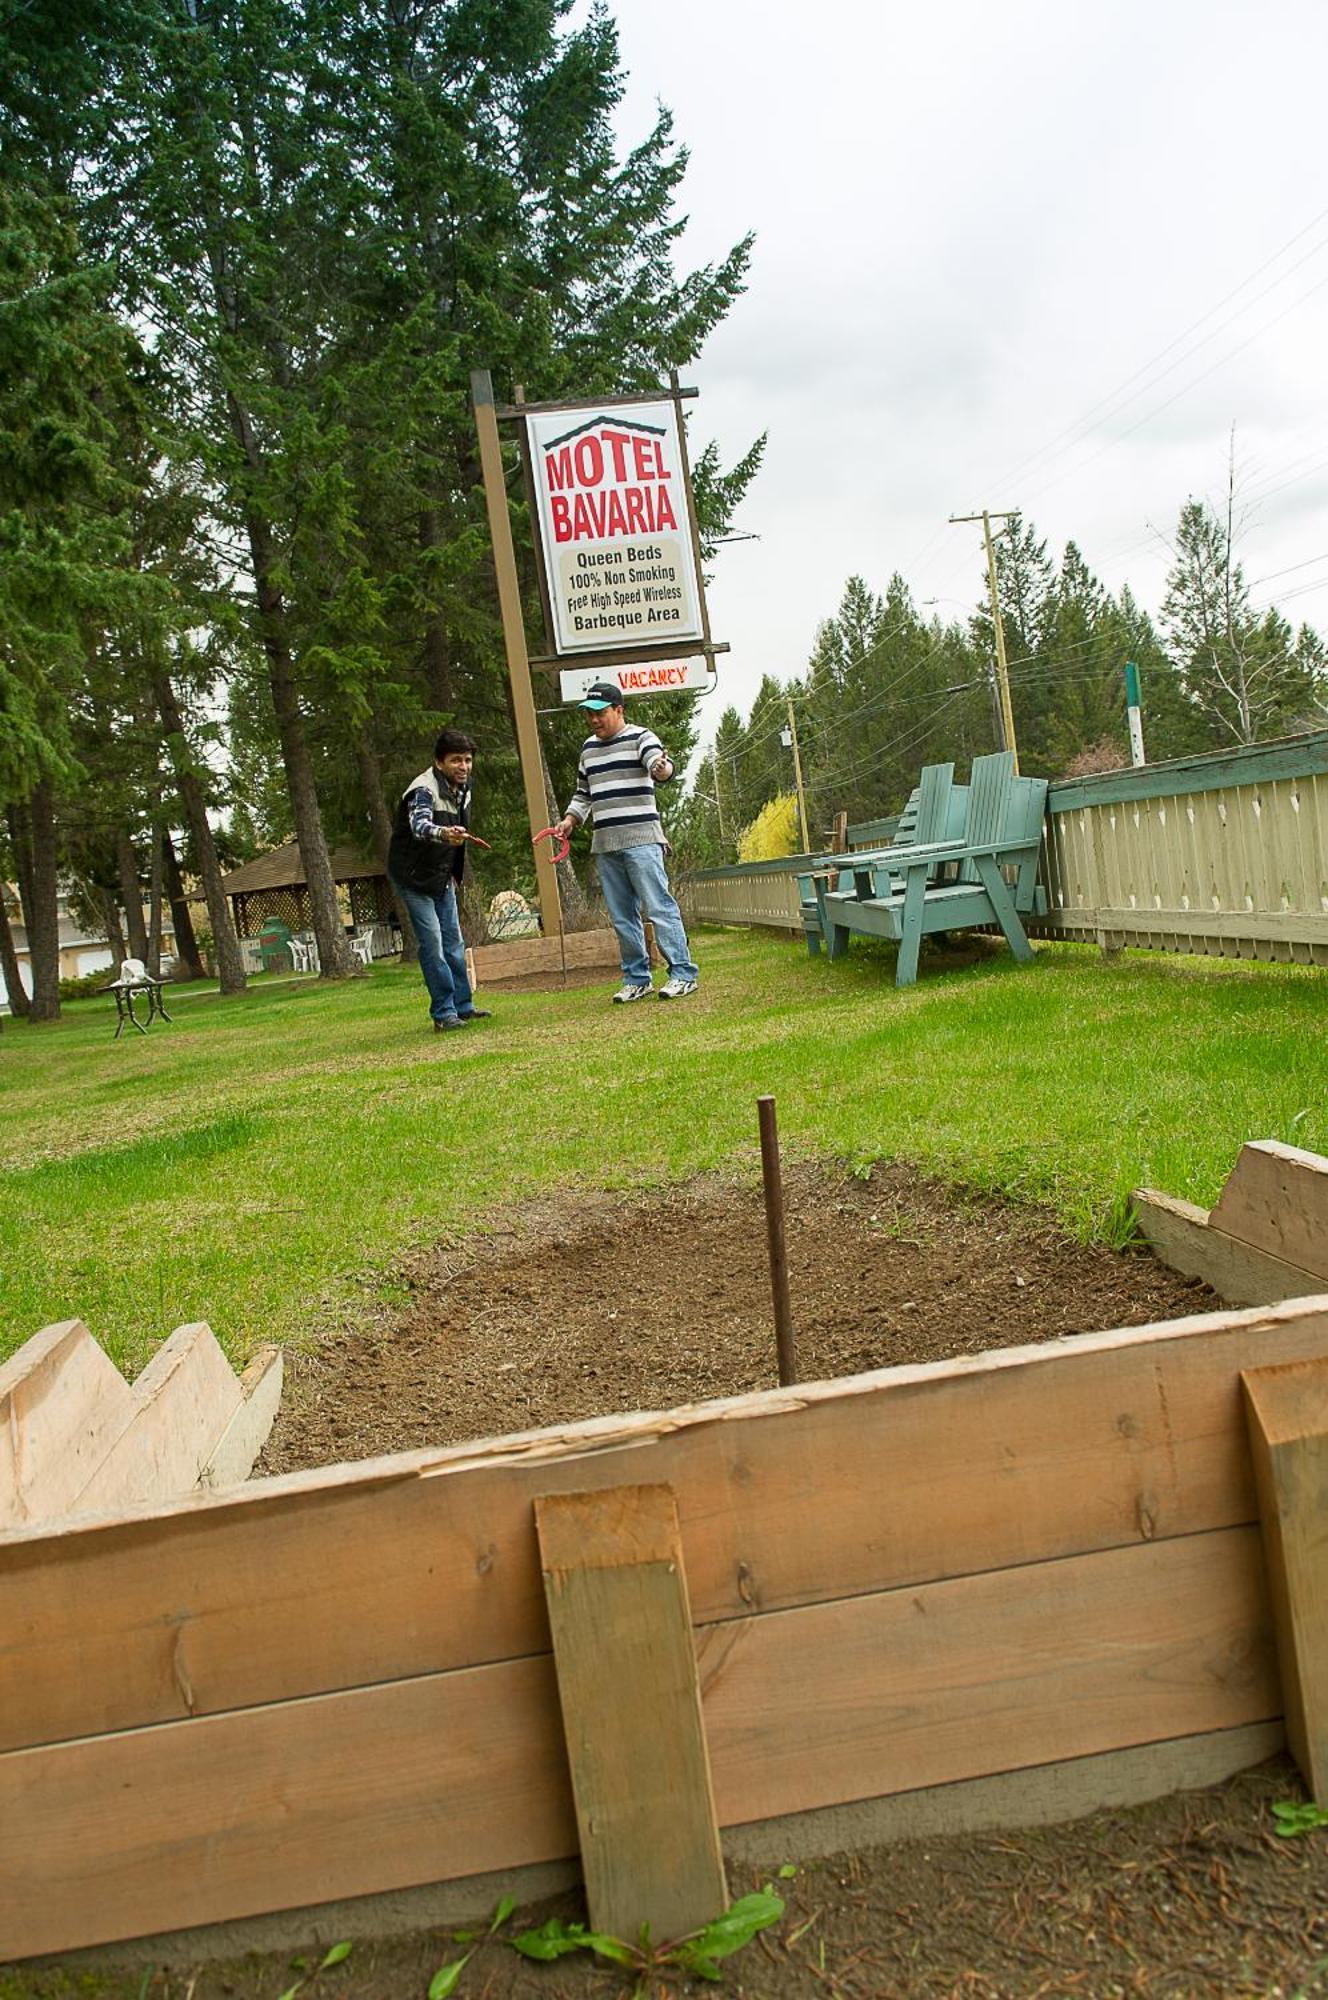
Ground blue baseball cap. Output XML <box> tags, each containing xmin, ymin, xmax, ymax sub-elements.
<box><xmin>579</xmin><ymin>681</ymin><xmax>624</xmax><ymax>711</ymax></box>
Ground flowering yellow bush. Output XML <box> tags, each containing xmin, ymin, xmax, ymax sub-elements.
<box><xmin>737</xmin><ymin>792</ymin><xmax>800</xmax><ymax>862</ymax></box>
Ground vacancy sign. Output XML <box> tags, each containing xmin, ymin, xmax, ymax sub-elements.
<box><xmin>528</xmin><ymin>401</ymin><xmax>705</xmax><ymax>655</ymax></box>
<box><xmin>558</xmin><ymin>658</ymin><xmax>715</xmax><ymax>703</ymax></box>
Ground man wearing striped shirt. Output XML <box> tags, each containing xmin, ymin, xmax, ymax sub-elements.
<box><xmin>553</xmin><ymin>682</ymin><xmax>700</xmax><ymax>1002</ymax></box>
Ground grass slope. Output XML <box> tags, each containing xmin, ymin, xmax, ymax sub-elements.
<box><xmin>2</xmin><ymin>931</ymin><xmax>1324</xmax><ymax>1373</ymax></box>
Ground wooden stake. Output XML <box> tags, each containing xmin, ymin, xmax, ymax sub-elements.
<box><xmin>535</xmin><ymin>1484</ymin><xmax>727</xmax><ymax>1945</ymax></box>
<box><xmin>1242</xmin><ymin>1356</ymin><xmax>1328</xmax><ymax>1800</ymax></box>
<box><xmin>758</xmin><ymin>1095</ymin><xmax>798</xmax><ymax>1386</ymax></box>
<box><xmin>471</xmin><ymin>368</ymin><xmax>563</xmax><ymax>940</ymax></box>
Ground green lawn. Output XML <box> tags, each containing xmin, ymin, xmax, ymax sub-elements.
<box><xmin>2</xmin><ymin>929</ymin><xmax>1325</xmax><ymax>1374</ymax></box>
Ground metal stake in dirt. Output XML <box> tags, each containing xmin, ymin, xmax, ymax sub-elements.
<box><xmin>757</xmin><ymin>1095</ymin><xmax>798</xmax><ymax>1387</ymax></box>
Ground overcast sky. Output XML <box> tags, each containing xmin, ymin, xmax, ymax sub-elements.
<box><xmin>600</xmin><ymin>0</ymin><xmax>1328</xmax><ymax>740</ymax></box>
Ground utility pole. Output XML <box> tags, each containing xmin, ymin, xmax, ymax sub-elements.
<box><xmin>471</xmin><ymin>369</ymin><xmax>563</xmax><ymax>937</ymax></box>
<box><xmin>950</xmin><ymin>509</ymin><xmax>1020</xmax><ymax>773</ymax></box>
<box><xmin>782</xmin><ymin>699</ymin><xmax>811</xmax><ymax>854</ymax></box>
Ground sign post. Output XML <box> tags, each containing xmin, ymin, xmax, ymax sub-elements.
<box><xmin>1124</xmin><ymin>660</ymin><xmax>1146</xmax><ymax>768</ymax></box>
<box><xmin>471</xmin><ymin>369</ymin><xmax>563</xmax><ymax>940</ymax></box>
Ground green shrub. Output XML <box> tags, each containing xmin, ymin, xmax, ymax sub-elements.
<box><xmin>58</xmin><ymin>970</ymin><xmax>114</xmax><ymax>1001</ymax></box>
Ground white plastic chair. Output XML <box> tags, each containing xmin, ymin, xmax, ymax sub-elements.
<box><xmin>289</xmin><ymin>937</ymin><xmax>318</xmax><ymax>973</ymax></box>
<box><xmin>104</xmin><ymin>959</ymin><xmax>171</xmax><ymax>1037</ymax></box>
<box><xmin>348</xmin><ymin>931</ymin><xmax>373</xmax><ymax>968</ymax></box>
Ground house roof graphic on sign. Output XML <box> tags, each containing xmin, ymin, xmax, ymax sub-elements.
<box><xmin>543</xmin><ymin>413</ymin><xmax>667</xmax><ymax>449</ymax></box>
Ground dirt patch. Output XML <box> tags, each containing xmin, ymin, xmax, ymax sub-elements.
<box><xmin>113</xmin><ymin>1168</ymin><xmax>1328</xmax><ymax>2000</ymax></box>
<box><xmin>478</xmin><ymin>964</ymin><xmax>617</xmax><ymax>993</ymax></box>
<box><xmin>263</xmin><ymin>1159</ymin><xmax>1215</xmax><ymax>1472</ymax></box>
<box><xmin>80</xmin><ymin>1761</ymin><xmax>1328</xmax><ymax>2000</ymax></box>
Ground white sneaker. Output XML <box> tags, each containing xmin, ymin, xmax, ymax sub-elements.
<box><xmin>611</xmin><ymin>982</ymin><xmax>653</xmax><ymax>1003</ymax></box>
<box><xmin>657</xmin><ymin>977</ymin><xmax>698</xmax><ymax>999</ymax></box>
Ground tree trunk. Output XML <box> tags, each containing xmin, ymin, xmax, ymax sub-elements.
<box><xmin>244</xmin><ymin>505</ymin><xmax>355</xmax><ymax>978</ymax></box>
<box><xmin>146</xmin><ymin>822</ymin><xmax>164</xmax><ymax>978</ymax></box>
<box><xmin>0</xmin><ymin>879</ymin><xmax>28</xmax><ymax>1019</ymax></box>
<box><xmin>4</xmin><ymin>805</ymin><xmax>36</xmax><ymax>1016</ymax></box>
<box><xmin>21</xmin><ymin>783</ymin><xmax>62</xmax><ymax>1021</ymax></box>
<box><xmin>356</xmin><ymin>737</ymin><xmax>417</xmax><ymax>964</ymax></box>
<box><xmin>115</xmin><ymin>830</ymin><xmax>150</xmax><ymax>961</ymax></box>
<box><xmin>163</xmin><ymin>831</ymin><xmax>206</xmax><ymax>980</ymax></box>
<box><xmin>100</xmin><ymin>887</ymin><xmax>127</xmax><ymax>968</ymax></box>
<box><xmin>154</xmin><ymin>670</ymin><xmax>248</xmax><ymax>994</ymax></box>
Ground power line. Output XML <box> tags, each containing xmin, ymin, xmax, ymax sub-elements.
<box><xmin>1019</xmin><ymin>266</ymin><xmax>1328</xmax><ymax>512</ymax></box>
<box><xmin>805</xmin><ymin>687</ymin><xmax>979</xmax><ymax>801</ymax></box>
<box><xmin>1249</xmin><ymin>550</ymin><xmax>1328</xmax><ymax>588</ymax></box>
<box><xmin>982</xmin><ymin>205</ymin><xmax>1328</xmax><ymax>498</ymax></box>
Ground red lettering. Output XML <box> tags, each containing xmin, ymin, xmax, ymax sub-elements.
<box><xmin>606</xmin><ymin>490</ymin><xmax>629</xmax><ymax>536</ymax></box>
<box><xmin>649</xmin><ymin>439</ymin><xmax>670</xmax><ymax>478</ymax></box>
<box><xmin>601</xmin><ymin>427</ymin><xmax>633</xmax><ymax>480</ymax></box>
<box><xmin>570</xmin><ymin>492</ymin><xmax>605</xmax><ymax>538</ymax></box>
<box><xmin>574</xmin><ymin>436</ymin><xmax>603</xmax><ymax>486</ymax></box>
<box><xmin>551</xmin><ymin>494</ymin><xmax>571</xmax><ymax>542</ymax></box>
<box><xmin>545</xmin><ymin>447</ymin><xmax>575</xmax><ymax>492</ymax></box>
<box><xmin>631</xmin><ymin>436</ymin><xmax>653</xmax><ymax>480</ymax></box>
<box><xmin>624</xmin><ymin>487</ymin><xmax>647</xmax><ymax>533</ymax></box>
<box><xmin>655</xmin><ymin>486</ymin><xmax>678</xmax><ymax>532</ymax></box>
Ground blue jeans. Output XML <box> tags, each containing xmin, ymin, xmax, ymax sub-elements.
<box><xmin>393</xmin><ymin>878</ymin><xmax>474</xmax><ymax>1023</ymax></box>
<box><xmin>595</xmin><ymin>844</ymin><xmax>698</xmax><ymax>987</ymax></box>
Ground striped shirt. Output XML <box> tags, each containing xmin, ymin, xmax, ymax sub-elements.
<box><xmin>565</xmin><ymin>724</ymin><xmax>673</xmax><ymax>854</ymax></box>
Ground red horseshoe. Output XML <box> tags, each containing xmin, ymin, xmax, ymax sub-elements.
<box><xmin>533</xmin><ymin>826</ymin><xmax>571</xmax><ymax>864</ymax></box>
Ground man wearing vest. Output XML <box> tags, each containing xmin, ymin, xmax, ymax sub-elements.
<box><xmin>387</xmin><ymin>728</ymin><xmax>493</xmax><ymax>1034</ymax></box>
<box><xmin>553</xmin><ymin>682</ymin><xmax>700</xmax><ymax>1002</ymax></box>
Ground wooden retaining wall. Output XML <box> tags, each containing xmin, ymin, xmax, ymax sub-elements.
<box><xmin>680</xmin><ymin>731</ymin><xmax>1328</xmax><ymax>966</ymax></box>
<box><xmin>0</xmin><ymin>1321</ymin><xmax>281</xmax><ymax>1533</ymax></box>
<box><xmin>6</xmin><ymin>1292</ymin><xmax>1328</xmax><ymax>1960</ymax></box>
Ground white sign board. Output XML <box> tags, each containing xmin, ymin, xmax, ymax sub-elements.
<box><xmin>559</xmin><ymin>658</ymin><xmax>715</xmax><ymax>704</ymax></box>
<box><xmin>527</xmin><ymin>400</ymin><xmax>705</xmax><ymax>655</ymax></box>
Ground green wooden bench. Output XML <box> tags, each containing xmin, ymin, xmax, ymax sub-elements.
<box><xmin>802</xmin><ymin>752</ymin><xmax>1049</xmax><ymax>987</ymax></box>
<box><xmin>798</xmin><ymin>762</ymin><xmax>970</xmax><ymax>955</ymax></box>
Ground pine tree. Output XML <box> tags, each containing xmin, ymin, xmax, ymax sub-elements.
<box><xmin>1159</xmin><ymin>497</ymin><xmax>1320</xmax><ymax>746</ymax></box>
<box><xmin>0</xmin><ymin>180</ymin><xmax>144</xmax><ymax>1018</ymax></box>
<box><xmin>34</xmin><ymin>1</ymin><xmax>758</xmax><ymax>939</ymax></box>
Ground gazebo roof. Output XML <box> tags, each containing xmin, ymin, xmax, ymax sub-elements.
<box><xmin>220</xmin><ymin>840</ymin><xmax>386</xmax><ymax>896</ymax></box>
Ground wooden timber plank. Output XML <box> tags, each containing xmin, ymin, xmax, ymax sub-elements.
<box><xmin>1133</xmin><ymin>1189</ymin><xmax>1323</xmax><ymax>1305</ymax></box>
<box><xmin>198</xmin><ymin>1346</ymin><xmax>284</xmax><ymax>1491</ymax></box>
<box><xmin>4</xmin><ymin>1297</ymin><xmax>1328</xmax><ymax>1754</ymax></box>
<box><xmin>0</xmin><ymin>1321</ymin><xmax>135</xmax><ymax>1532</ymax></box>
<box><xmin>698</xmin><ymin>1525</ymin><xmax>1277</xmax><ymax>1828</ymax></box>
<box><xmin>70</xmin><ymin>1322</ymin><xmax>244</xmax><ymax>1517</ymax></box>
<box><xmin>1242</xmin><ymin>1358</ymin><xmax>1328</xmax><ymax>1800</ymax></box>
<box><xmin>0</xmin><ymin>1525</ymin><xmax>1275</xmax><ymax>1961</ymax></box>
<box><xmin>1210</xmin><ymin>1142</ymin><xmax>1328</xmax><ymax>1282</ymax></box>
<box><xmin>0</xmin><ymin>1654</ymin><xmax>570</xmax><ymax>1962</ymax></box>
<box><xmin>536</xmin><ymin>1485</ymin><xmax>726</xmax><ymax>1943</ymax></box>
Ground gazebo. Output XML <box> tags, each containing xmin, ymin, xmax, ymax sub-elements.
<box><xmin>220</xmin><ymin>841</ymin><xmax>395</xmax><ymax>941</ymax></box>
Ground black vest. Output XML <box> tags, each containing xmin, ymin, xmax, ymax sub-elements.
<box><xmin>387</xmin><ymin>767</ymin><xmax>470</xmax><ymax>894</ymax></box>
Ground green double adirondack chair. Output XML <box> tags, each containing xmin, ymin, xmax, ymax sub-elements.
<box><xmin>799</xmin><ymin>752</ymin><xmax>1049</xmax><ymax>987</ymax></box>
